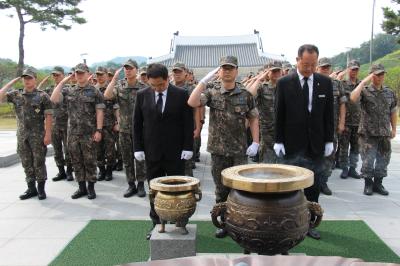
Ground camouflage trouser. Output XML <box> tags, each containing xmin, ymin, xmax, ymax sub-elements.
<box><xmin>52</xmin><ymin>125</ymin><xmax>71</xmax><ymax>168</ymax></box>
<box><xmin>184</xmin><ymin>159</ymin><xmax>193</xmax><ymax>177</ymax></box>
<box><xmin>17</xmin><ymin>135</ymin><xmax>47</xmax><ymax>183</ymax></box>
<box><xmin>359</xmin><ymin>135</ymin><xmax>391</xmax><ymax>179</ymax></box>
<box><xmin>211</xmin><ymin>154</ymin><xmax>247</xmax><ymax>203</ymax></box>
<box><xmin>68</xmin><ymin>134</ymin><xmax>97</xmax><ymax>182</ymax></box>
<box><xmin>119</xmin><ymin>131</ymin><xmax>146</xmax><ymax>182</ymax></box>
<box><xmin>96</xmin><ymin>126</ymin><xmax>116</xmax><ymax>168</ymax></box>
<box><xmin>194</xmin><ymin>136</ymin><xmax>201</xmax><ymax>160</ymax></box>
<box><xmin>114</xmin><ymin>131</ymin><xmax>122</xmax><ymax>161</ymax></box>
<box><xmin>339</xmin><ymin>125</ymin><xmax>359</xmax><ymax>168</ymax></box>
<box><xmin>260</xmin><ymin>130</ymin><xmax>277</xmax><ymax>163</ymax></box>
<box><xmin>322</xmin><ymin>134</ymin><xmax>338</xmax><ymax>184</ymax></box>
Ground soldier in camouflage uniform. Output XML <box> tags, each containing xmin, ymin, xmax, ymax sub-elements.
<box><xmin>188</xmin><ymin>56</ymin><xmax>260</xmax><ymax>238</ymax></box>
<box><xmin>0</xmin><ymin>68</ymin><xmax>53</xmax><ymax>200</ymax></box>
<box><xmin>338</xmin><ymin>60</ymin><xmax>362</xmax><ymax>179</ymax></box>
<box><xmin>316</xmin><ymin>58</ymin><xmax>347</xmax><ymax>195</ymax></box>
<box><xmin>95</xmin><ymin>66</ymin><xmax>117</xmax><ymax>181</ymax></box>
<box><xmin>107</xmin><ymin>68</ymin><xmax>123</xmax><ymax>171</ymax></box>
<box><xmin>41</xmin><ymin>66</ymin><xmax>74</xmax><ymax>182</ymax></box>
<box><xmin>104</xmin><ymin>59</ymin><xmax>147</xmax><ymax>198</ymax></box>
<box><xmin>350</xmin><ymin>64</ymin><xmax>397</xmax><ymax>196</ymax></box>
<box><xmin>139</xmin><ymin>67</ymin><xmax>149</xmax><ymax>86</ymax></box>
<box><xmin>171</xmin><ymin>62</ymin><xmax>198</xmax><ymax>176</ymax></box>
<box><xmin>247</xmin><ymin>60</ymin><xmax>283</xmax><ymax>164</ymax></box>
<box><xmin>51</xmin><ymin>63</ymin><xmax>105</xmax><ymax>200</ymax></box>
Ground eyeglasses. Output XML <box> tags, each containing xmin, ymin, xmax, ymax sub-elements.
<box><xmin>124</xmin><ymin>65</ymin><xmax>134</xmax><ymax>70</ymax></box>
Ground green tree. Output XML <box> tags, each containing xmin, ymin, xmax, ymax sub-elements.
<box><xmin>382</xmin><ymin>0</ymin><xmax>400</xmax><ymax>43</ymax></box>
<box><xmin>0</xmin><ymin>0</ymin><xmax>86</xmax><ymax>76</ymax></box>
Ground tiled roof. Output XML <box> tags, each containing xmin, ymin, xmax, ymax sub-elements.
<box><xmin>148</xmin><ymin>34</ymin><xmax>283</xmax><ymax>68</ymax></box>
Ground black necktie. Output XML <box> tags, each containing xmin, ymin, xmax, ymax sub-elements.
<box><xmin>303</xmin><ymin>77</ymin><xmax>309</xmax><ymax>113</ymax></box>
<box><xmin>156</xmin><ymin>92</ymin><xmax>163</xmax><ymax>113</ymax></box>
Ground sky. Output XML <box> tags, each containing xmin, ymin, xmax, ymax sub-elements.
<box><xmin>0</xmin><ymin>0</ymin><xmax>397</xmax><ymax>68</ymax></box>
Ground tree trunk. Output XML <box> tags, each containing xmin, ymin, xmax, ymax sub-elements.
<box><xmin>16</xmin><ymin>6</ymin><xmax>24</xmax><ymax>77</ymax></box>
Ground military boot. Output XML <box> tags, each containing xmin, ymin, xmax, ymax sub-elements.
<box><xmin>19</xmin><ymin>181</ymin><xmax>38</xmax><ymax>200</ymax></box>
<box><xmin>87</xmin><ymin>182</ymin><xmax>96</xmax><ymax>200</ymax></box>
<box><xmin>115</xmin><ymin>160</ymin><xmax>123</xmax><ymax>171</ymax></box>
<box><xmin>71</xmin><ymin>181</ymin><xmax>88</xmax><ymax>199</ymax></box>
<box><xmin>123</xmin><ymin>182</ymin><xmax>137</xmax><ymax>198</ymax></box>
<box><xmin>363</xmin><ymin>178</ymin><xmax>373</xmax><ymax>196</ymax></box>
<box><xmin>53</xmin><ymin>166</ymin><xmax>67</xmax><ymax>181</ymax></box>
<box><xmin>37</xmin><ymin>181</ymin><xmax>46</xmax><ymax>200</ymax></box>
<box><xmin>66</xmin><ymin>165</ymin><xmax>74</xmax><ymax>181</ymax></box>
<box><xmin>373</xmin><ymin>177</ymin><xmax>389</xmax><ymax>196</ymax></box>
<box><xmin>97</xmin><ymin>166</ymin><xmax>106</xmax><ymax>181</ymax></box>
<box><xmin>348</xmin><ymin>167</ymin><xmax>361</xmax><ymax>179</ymax></box>
<box><xmin>105</xmin><ymin>166</ymin><xmax>113</xmax><ymax>181</ymax></box>
<box><xmin>340</xmin><ymin>167</ymin><xmax>349</xmax><ymax>179</ymax></box>
<box><xmin>137</xmin><ymin>181</ymin><xmax>146</xmax><ymax>197</ymax></box>
<box><xmin>320</xmin><ymin>183</ymin><xmax>332</xmax><ymax>196</ymax></box>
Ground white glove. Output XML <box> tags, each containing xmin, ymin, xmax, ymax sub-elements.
<box><xmin>246</xmin><ymin>142</ymin><xmax>259</xmax><ymax>157</ymax></box>
<box><xmin>181</xmin><ymin>150</ymin><xmax>193</xmax><ymax>160</ymax></box>
<box><xmin>273</xmin><ymin>143</ymin><xmax>286</xmax><ymax>157</ymax></box>
<box><xmin>324</xmin><ymin>142</ymin><xmax>334</xmax><ymax>157</ymax></box>
<box><xmin>134</xmin><ymin>151</ymin><xmax>145</xmax><ymax>161</ymax></box>
<box><xmin>200</xmin><ymin>67</ymin><xmax>219</xmax><ymax>85</ymax></box>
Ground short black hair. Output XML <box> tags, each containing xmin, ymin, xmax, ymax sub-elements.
<box><xmin>147</xmin><ymin>63</ymin><xmax>169</xmax><ymax>80</ymax></box>
<box><xmin>298</xmin><ymin>44</ymin><xmax>319</xmax><ymax>57</ymax></box>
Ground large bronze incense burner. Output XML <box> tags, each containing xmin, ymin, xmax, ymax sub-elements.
<box><xmin>150</xmin><ymin>176</ymin><xmax>202</xmax><ymax>234</ymax></box>
<box><xmin>211</xmin><ymin>164</ymin><xmax>323</xmax><ymax>255</ymax></box>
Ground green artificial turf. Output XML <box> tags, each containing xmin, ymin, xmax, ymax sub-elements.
<box><xmin>50</xmin><ymin>220</ymin><xmax>400</xmax><ymax>266</ymax></box>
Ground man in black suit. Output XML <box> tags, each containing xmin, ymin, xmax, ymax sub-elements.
<box><xmin>133</xmin><ymin>63</ymin><xmax>194</xmax><ymax>239</ymax></box>
<box><xmin>274</xmin><ymin>44</ymin><xmax>334</xmax><ymax>240</ymax></box>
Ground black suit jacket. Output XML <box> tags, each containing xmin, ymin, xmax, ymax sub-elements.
<box><xmin>133</xmin><ymin>84</ymin><xmax>194</xmax><ymax>162</ymax></box>
<box><xmin>275</xmin><ymin>72</ymin><xmax>334</xmax><ymax>158</ymax></box>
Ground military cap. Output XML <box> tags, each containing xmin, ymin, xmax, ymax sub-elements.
<box><xmin>139</xmin><ymin>67</ymin><xmax>147</xmax><ymax>75</ymax></box>
<box><xmin>75</xmin><ymin>63</ymin><xmax>89</xmax><ymax>73</ymax></box>
<box><xmin>51</xmin><ymin>66</ymin><xmax>65</xmax><ymax>75</ymax></box>
<box><xmin>68</xmin><ymin>67</ymin><xmax>75</xmax><ymax>75</ymax></box>
<box><xmin>123</xmin><ymin>59</ymin><xmax>138</xmax><ymax>69</ymax></box>
<box><xmin>347</xmin><ymin>60</ymin><xmax>360</xmax><ymax>69</ymax></box>
<box><xmin>318</xmin><ymin>57</ymin><xmax>332</xmax><ymax>67</ymax></box>
<box><xmin>333</xmin><ymin>66</ymin><xmax>344</xmax><ymax>73</ymax></box>
<box><xmin>282</xmin><ymin>63</ymin><xmax>293</xmax><ymax>70</ymax></box>
<box><xmin>266</xmin><ymin>60</ymin><xmax>283</xmax><ymax>70</ymax></box>
<box><xmin>21</xmin><ymin>67</ymin><xmax>37</xmax><ymax>79</ymax></box>
<box><xmin>172</xmin><ymin>62</ymin><xmax>187</xmax><ymax>71</ymax></box>
<box><xmin>107</xmin><ymin>68</ymin><xmax>116</xmax><ymax>76</ymax></box>
<box><xmin>369</xmin><ymin>63</ymin><xmax>386</xmax><ymax>75</ymax></box>
<box><xmin>95</xmin><ymin>66</ymin><xmax>108</xmax><ymax>74</ymax></box>
<box><xmin>219</xmin><ymin>56</ymin><xmax>238</xmax><ymax>67</ymax></box>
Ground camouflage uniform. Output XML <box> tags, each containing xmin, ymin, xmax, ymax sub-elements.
<box><xmin>200</xmin><ymin>80</ymin><xmax>259</xmax><ymax>203</ymax></box>
<box><xmin>256</xmin><ymin>81</ymin><xmax>277</xmax><ymax>163</ymax></box>
<box><xmin>96</xmin><ymin>84</ymin><xmax>117</xmax><ymax>169</ymax></box>
<box><xmin>113</xmin><ymin>79</ymin><xmax>146</xmax><ymax>182</ymax></box>
<box><xmin>358</xmin><ymin>84</ymin><xmax>397</xmax><ymax>180</ymax></box>
<box><xmin>339</xmin><ymin>79</ymin><xmax>361</xmax><ymax>169</ymax></box>
<box><xmin>45</xmin><ymin>85</ymin><xmax>72</xmax><ymax>169</ymax></box>
<box><xmin>173</xmin><ymin>80</ymin><xmax>195</xmax><ymax>176</ymax></box>
<box><xmin>323</xmin><ymin>79</ymin><xmax>347</xmax><ymax>180</ymax></box>
<box><xmin>7</xmin><ymin>89</ymin><xmax>52</xmax><ymax>183</ymax></box>
<box><xmin>63</xmin><ymin>84</ymin><xmax>105</xmax><ymax>182</ymax></box>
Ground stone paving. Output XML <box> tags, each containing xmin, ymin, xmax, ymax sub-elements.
<box><xmin>0</xmin><ymin>126</ymin><xmax>399</xmax><ymax>265</ymax></box>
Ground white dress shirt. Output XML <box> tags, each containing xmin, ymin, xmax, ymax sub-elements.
<box><xmin>297</xmin><ymin>69</ymin><xmax>314</xmax><ymax>112</ymax></box>
<box><xmin>154</xmin><ymin>88</ymin><xmax>168</xmax><ymax>113</ymax></box>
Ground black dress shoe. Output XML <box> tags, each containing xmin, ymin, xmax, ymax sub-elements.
<box><xmin>321</xmin><ymin>183</ymin><xmax>332</xmax><ymax>196</ymax></box>
<box><xmin>215</xmin><ymin>228</ymin><xmax>228</xmax><ymax>238</ymax></box>
<box><xmin>307</xmin><ymin>228</ymin><xmax>321</xmax><ymax>240</ymax></box>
